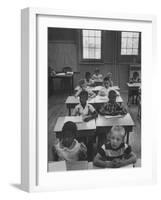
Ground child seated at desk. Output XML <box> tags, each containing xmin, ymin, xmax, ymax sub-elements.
<box><xmin>106</xmin><ymin>72</ymin><xmax>113</xmax><ymax>87</ymax></box>
<box><xmin>130</xmin><ymin>71</ymin><xmax>141</xmax><ymax>83</ymax></box>
<box><xmin>75</xmin><ymin>79</ymin><xmax>96</xmax><ymax>98</ymax></box>
<box><xmin>99</xmin><ymin>90</ymin><xmax>127</xmax><ymax>116</ymax></box>
<box><xmin>98</xmin><ymin>77</ymin><xmax>119</xmax><ymax>97</ymax></box>
<box><xmin>92</xmin><ymin>68</ymin><xmax>103</xmax><ymax>82</ymax></box>
<box><xmin>93</xmin><ymin>125</ymin><xmax>137</xmax><ymax>168</ymax></box>
<box><xmin>52</xmin><ymin>121</ymin><xmax>87</xmax><ymax>161</ymax></box>
<box><xmin>73</xmin><ymin>90</ymin><xmax>98</xmax><ymax>122</ymax></box>
<box><xmin>85</xmin><ymin>72</ymin><xmax>94</xmax><ymax>86</ymax></box>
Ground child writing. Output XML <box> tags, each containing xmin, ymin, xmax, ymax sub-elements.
<box><xmin>85</xmin><ymin>72</ymin><xmax>94</xmax><ymax>86</ymax></box>
<box><xmin>92</xmin><ymin>68</ymin><xmax>103</xmax><ymax>82</ymax></box>
<box><xmin>93</xmin><ymin>125</ymin><xmax>137</xmax><ymax>168</ymax></box>
<box><xmin>73</xmin><ymin>90</ymin><xmax>98</xmax><ymax>122</ymax></box>
<box><xmin>52</xmin><ymin>121</ymin><xmax>87</xmax><ymax>161</ymax></box>
<box><xmin>98</xmin><ymin>77</ymin><xmax>119</xmax><ymax>97</ymax></box>
<box><xmin>75</xmin><ymin>79</ymin><xmax>96</xmax><ymax>98</ymax></box>
<box><xmin>99</xmin><ymin>90</ymin><xmax>127</xmax><ymax>116</ymax></box>
<box><xmin>130</xmin><ymin>71</ymin><xmax>140</xmax><ymax>83</ymax></box>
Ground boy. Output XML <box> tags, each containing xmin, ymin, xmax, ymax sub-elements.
<box><xmin>92</xmin><ymin>68</ymin><xmax>103</xmax><ymax>81</ymax></box>
<box><xmin>85</xmin><ymin>72</ymin><xmax>94</xmax><ymax>86</ymax></box>
<box><xmin>73</xmin><ymin>90</ymin><xmax>98</xmax><ymax>122</ymax></box>
<box><xmin>99</xmin><ymin>90</ymin><xmax>127</xmax><ymax>116</ymax></box>
<box><xmin>93</xmin><ymin>125</ymin><xmax>137</xmax><ymax>168</ymax></box>
<box><xmin>98</xmin><ymin>77</ymin><xmax>119</xmax><ymax>97</ymax></box>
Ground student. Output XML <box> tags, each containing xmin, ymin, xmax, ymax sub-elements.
<box><xmin>99</xmin><ymin>90</ymin><xmax>127</xmax><ymax>116</ymax></box>
<box><xmin>98</xmin><ymin>77</ymin><xmax>119</xmax><ymax>97</ymax></box>
<box><xmin>73</xmin><ymin>90</ymin><xmax>98</xmax><ymax>122</ymax></box>
<box><xmin>130</xmin><ymin>71</ymin><xmax>140</xmax><ymax>83</ymax></box>
<box><xmin>85</xmin><ymin>72</ymin><xmax>94</xmax><ymax>86</ymax></box>
<box><xmin>93</xmin><ymin>125</ymin><xmax>137</xmax><ymax>168</ymax></box>
<box><xmin>106</xmin><ymin>72</ymin><xmax>113</xmax><ymax>87</ymax></box>
<box><xmin>75</xmin><ymin>79</ymin><xmax>96</xmax><ymax>98</ymax></box>
<box><xmin>52</xmin><ymin>121</ymin><xmax>87</xmax><ymax>161</ymax></box>
<box><xmin>92</xmin><ymin>68</ymin><xmax>103</xmax><ymax>81</ymax></box>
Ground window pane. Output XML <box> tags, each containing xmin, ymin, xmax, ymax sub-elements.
<box><xmin>89</xmin><ymin>37</ymin><xmax>95</xmax><ymax>48</ymax></box>
<box><xmin>83</xmin><ymin>30</ymin><xmax>88</xmax><ymax>36</ymax></box>
<box><xmin>95</xmin><ymin>49</ymin><xmax>101</xmax><ymax>59</ymax></box>
<box><xmin>127</xmin><ymin>38</ymin><xmax>133</xmax><ymax>48</ymax></box>
<box><xmin>133</xmin><ymin>32</ymin><xmax>139</xmax><ymax>37</ymax></box>
<box><xmin>121</xmin><ymin>38</ymin><xmax>127</xmax><ymax>48</ymax></box>
<box><xmin>83</xmin><ymin>48</ymin><xmax>88</xmax><ymax>59</ymax></box>
<box><xmin>95</xmin><ymin>31</ymin><xmax>101</xmax><ymax>37</ymax></box>
<box><xmin>122</xmin><ymin>32</ymin><xmax>128</xmax><ymax>37</ymax></box>
<box><xmin>132</xmin><ymin>49</ymin><xmax>138</xmax><ymax>55</ymax></box>
<box><xmin>83</xmin><ymin>37</ymin><xmax>89</xmax><ymax>48</ymax></box>
<box><xmin>127</xmin><ymin>32</ymin><xmax>133</xmax><ymax>37</ymax></box>
<box><xmin>132</xmin><ymin>38</ymin><xmax>139</xmax><ymax>48</ymax></box>
<box><xmin>95</xmin><ymin>37</ymin><xmax>101</xmax><ymax>48</ymax></box>
<box><xmin>121</xmin><ymin>49</ymin><xmax>127</xmax><ymax>55</ymax></box>
<box><xmin>88</xmin><ymin>48</ymin><xmax>95</xmax><ymax>58</ymax></box>
<box><xmin>126</xmin><ymin>49</ymin><xmax>132</xmax><ymax>55</ymax></box>
<box><xmin>88</xmin><ymin>30</ymin><xmax>95</xmax><ymax>37</ymax></box>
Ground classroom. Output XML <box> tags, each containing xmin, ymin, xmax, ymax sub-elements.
<box><xmin>48</xmin><ymin>28</ymin><xmax>141</xmax><ymax>171</ymax></box>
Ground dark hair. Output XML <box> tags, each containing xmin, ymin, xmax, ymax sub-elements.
<box><xmin>79</xmin><ymin>79</ymin><xmax>86</xmax><ymax>86</ymax></box>
<box><xmin>133</xmin><ymin>71</ymin><xmax>139</xmax><ymax>78</ymax></box>
<box><xmin>108</xmin><ymin>90</ymin><xmax>117</xmax><ymax>98</ymax></box>
<box><xmin>79</xmin><ymin>90</ymin><xmax>88</xmax><ymax>98</ymax></box>
<box><xmin>85</xmin><ymin>72</ymin><xmax>91</xmax><ymax>78</ymax></box>
<box><xmin>62</xmin><ymin>121</ymin><xmax>77</xmax><ymax>137</ymax></box>
<box><xmin>104</xmin><ymin>77</ymin><xmax>110</xmax><ymax>82</ymax></box>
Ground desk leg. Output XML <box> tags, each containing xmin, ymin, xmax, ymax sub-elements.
<box><xmin>69</xmin><ymin>106</ymin><xmax>71</xmax><ymax>116</ymax></box>
<box><xmin>126</xmin><ymin>132</ymin><xmax>129</xmax><ymax>144</ymax></box>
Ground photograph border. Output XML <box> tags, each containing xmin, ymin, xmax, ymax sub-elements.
<box><xmin>21</xmin><ymin>7</ymin><xmax>157</xmax><ymax>192</ymax></box>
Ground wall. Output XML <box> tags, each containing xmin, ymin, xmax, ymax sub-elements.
<box><xmin>48</xmin><ymin>28</ymin><xmax>141</xmax><ymax>90</ymax></box>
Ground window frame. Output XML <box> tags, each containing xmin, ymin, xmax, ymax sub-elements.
<box><xmin>80</xmin><ymin>29</ymin><xmax>104</xmax><ymax>64</ymax></box>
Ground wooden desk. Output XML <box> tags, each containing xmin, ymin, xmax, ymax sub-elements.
<box><xmin>48</xmin><ymin>161</ymin><xmax>88</xmax><ymax>172</ymax></box>
<box><xmin>75</xmin><ymin>85</ymin><xmax>120</xmax><ymax>94</ymax></box>
<box><xmin>96</xmin><ymin>113</ymin><xmax>135</xmax><ymax>144</ymax></box>
<box><xmin>52</xmin><ymin>72</ymin><xmax>74</xmax><ymax>95</ymax></box>
<box><xmin>54</xmin><ymin>116</ymin><xmax>96</xmax><ymax>139</ymax></box>
<box><xmin>127</xmin><ymin>82</ymin><xmax>141</xmax><ymax>105</ymax></box>
<box><xmin>65</xmin><ymin>95</ymin><xmax>123</xmax><ymax>116</ymax></box>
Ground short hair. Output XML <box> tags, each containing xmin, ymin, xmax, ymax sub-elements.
<box><xmin>133</xmin><ymin>71</ymin><xmax>139</xmax><ymax>78</ymax></box>
<box><xmin>62</xmin><ymin>121</ymin><xmax>77</xmax><ymax>137</ymax></box>
<box><xmin>104</xmin><ymin>77</ymin><xmax>110</xmax><ymax>82</ymax></box>
<box><xmin>110</xmin><ymin>125</ymin><xmax>125</xmax><ymax>138</ymax></box>
<box><xmin>108</xmin><ymin>90</ymin><xmax>117</xmax><ymax>98</ymax></box>
<box><xmin>85</xmin><ymin>72</ymin><xmax>91</xmax><ymax>77</ymax></box>
<box><xmin>79</xmin><ymin>90</ymin><xmax>88</xmax><ymax>98</ymax></box>
<box><xmin>79</xmin><ymin>79</ymin><xmax>86</xmax><ymax>86</ymax></box>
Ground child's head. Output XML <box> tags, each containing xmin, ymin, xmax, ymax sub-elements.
<box><xmin>85</xmin><ymin>72</ymin><xmax>91</xmax><ymax>80</ymax></box>
<box><xmin>109</xmin><ymin>125</ymin><xmax>125</xmax><ymax>149</ymax></box>
<box><xmin>103</xmin><ymin>77</ymin><xmax>110</xmax><ymax>89</ymax></box>
<box><xmin>95</xmin><ymin>68</ymin><xmax>100</xmax><ymax>75</ymax></box>
<box><xmin>108</xmin><ymin>90</ymin><xmax>117</xmax><ymax>103</ymax></box>
<box><xmin>133</xmin><ymin>71</ymin><xmax>139</xmax><ymax>80</ymax></box>
<box><xmin>79</xmin><ymin>90</ymin><xmax>88</xmax><ymax>105</ymax></box>
<box><xmin>79</xmin><ymin>79</ymin><xmax>86</xmax><ymax>89</ymax></box>
<box><xmin>107</xmin><ymin>72</ymin><xmax>112</xmax><ymax>79</ymax></box>
<box><xmin>62</xmin><ymin>121</ymin><xmax>77</xmax><ymax>147</ymax></box>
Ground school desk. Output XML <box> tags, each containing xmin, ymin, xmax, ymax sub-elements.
<box><xmin>52</xmin><ymin>72</ymin><xmax>74</xmax><ymax>95</ymax></box>
<box><xmin>96</xmin><ymin>113</ymin><xmax>135</xmax><ymax>144</ymax></box>
<box><xmin>65</xmin><ymin>95</ymin><xmax>123</xmax><ymax>115</ymax></box>
<box><xmin>75</xmin><ymin>85</ymin><xmax>120</xmax><ymax>94</ymax></box>
<box><xmin>48</xmin><ymin>161</ymin><xmax>89</xmax><ymax>172</ymax></box>
<box><xmin>127</xmin><ymin>82</ymin><xmax>141</xmax><ymax>105</ymax></box>
<box><xmin>53</xmin><ymin>116</ymin><xmax>96</xmax><ymax>139</ymax></box>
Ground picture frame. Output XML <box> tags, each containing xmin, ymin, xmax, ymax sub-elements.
<box><xmin>21</xmin><ymin>7</ymin><xmax>157</xmax><ymax>192</ymax></box>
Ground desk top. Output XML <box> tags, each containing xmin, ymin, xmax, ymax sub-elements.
<box><xmin>53</xmin><ymin>72</ymin><xmax>73</xmax><ymax>78</ymax></box>
<box><xmin>48</xmin><ymin>161</ymin><xmax>133</xmax><ymax>171</ymax></box>
<box><xmin>127</xmin><ymin>83</ymin><xmax>141</xmax><ymax>88</ymax></box>
<box><xmin>75</xmin><ymin>85</ymin><xmax>120</xmax><ymax>91</ymax></box>
<box><xmin>65</xmin><ymin>95</ymin><xmax>123</xmax><ymax>105</ymax></box>
<box><xmin>96</xmin><ymin>113</ymin><xmax>134</xmax><ymax>127</ymax></box>
<box><xmin>54</xmin><ymin>116</ymin><xmax>96</xmax><ymax>132</ymax></box>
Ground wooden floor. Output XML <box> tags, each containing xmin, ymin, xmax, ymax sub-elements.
<box><xmin>48</xmin><ymin>90</ymin><xmax>141</xmax><ymax>161</ymax></box>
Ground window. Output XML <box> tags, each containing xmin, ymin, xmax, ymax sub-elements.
<box><xmin>121</xmin><ymin>32</ymin><xmax>140</xmax><ymax>55</ymax></box>
<box><xmin>82</xmin><ymin>30</ymin><xmax>102</xmax><ymax>60</ymax></box>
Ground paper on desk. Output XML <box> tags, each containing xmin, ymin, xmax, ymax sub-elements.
<box><xmin>104</xmin><ymin>115</ymin><xmax>123</xmax><ymax>119</ymax></box>
<box><xmin>64</xmin><ymin>116</ymin><xmax>83</xmax><ymax>123</ymax></box>
<box><xmin>48</xmin><ymin>161</ymin><xmax>67</xmax><ymax>172</ymax></box>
